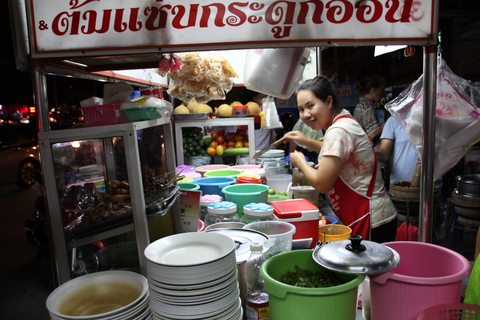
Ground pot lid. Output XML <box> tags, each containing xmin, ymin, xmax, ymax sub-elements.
<box><xmin>312</xmin><ymin>235</ymin><xmax>400</xmax><ymax>275</ymax></box>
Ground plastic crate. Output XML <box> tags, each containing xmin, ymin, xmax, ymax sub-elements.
<box><xmin>122</xmin><ymin>107</ymin><xmax>165</xmax><ymax>122</ymax></box>
<box><xmin>80</xmin><ymin>103</ymin><xmax>126</xmax><ymax>127</ymax></box>
<box><xmin>417</xmin><ymin>303</ymin><xmax>480</xmax><ymax>320</ymax></box>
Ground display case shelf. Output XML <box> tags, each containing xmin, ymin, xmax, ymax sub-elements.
<box><xmin>39</xmin><ymin>118</ymin><xmax>179</xmax><ymax>284</ymax></box>
<box><xmin>173</xmin><ymin>117</ymin><xmax>256</xmax><ymax>165</ymax></box>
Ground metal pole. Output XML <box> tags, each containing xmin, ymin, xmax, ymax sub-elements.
<box><xmin>419</xmin><ymin>46</ymin><xmax>437</xmax><ymax>243</ymax></box>
<box><xmin>32</xmin><ymin>63</ymin><xmax>51</xmax><ymax>132</ymax></box>
<box><xmin>316</xmin><ymin>47</ymin><xmax>322</xmax><ymax>76</ymax></box>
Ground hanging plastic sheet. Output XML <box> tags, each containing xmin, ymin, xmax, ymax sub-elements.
<box><xmin>386</xmin><ymin>55</ymin><xmax>480</xmax><ymax>180</ymax></box>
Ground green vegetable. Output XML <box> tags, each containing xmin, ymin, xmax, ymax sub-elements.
<box><xmin>224</xmin><ymin>147</ymin><xmax>249</xmax><ymax>155</ymax></box>
<box><xmin>280</xmin><ymin>265</ymin><xmax>344</xmax><ymax>288</ymax></box>
<box><xmin>203</xmin><ymin>137</ymin><xmax>213</xmax><ymax>146</ymax></box>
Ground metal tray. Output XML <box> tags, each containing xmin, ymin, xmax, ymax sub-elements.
<box><xmin>145</xmin><ymin>184</ymin><xmax>180</xmax><ymax>215</ymax></box>
<box><xmin>173</xmin><ymin>113</ymin><xmax>211</xmax><ymax>120</ymax></box>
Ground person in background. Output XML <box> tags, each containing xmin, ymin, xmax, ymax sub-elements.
<box><xmin>375</xmin><ymin>115</ymin><xmax>446</xmax><ymax>242</ymax></box>
<box><xmin>283</xmin><ymin>76</ymin><xmax>397</xmax><ymax>243</ymax></box>
<box><xmin>353</xmin><ymin>75</ymin><xmax>386</xmax><ymax>145</ymax></box>
<box><xmin>375</xmin><ymin>116</ymin><xmax>418</xmax><ymax>187</ymax></box>
<box><xmin>251</xmin><ymin>91</ymin><xmax>276</xmax><ymax>150</ymax></box>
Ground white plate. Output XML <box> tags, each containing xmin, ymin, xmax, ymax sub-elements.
<box><xmin>151</xmin><ymin>287</ymin><xmax>239</xmax><ymax>318</ymax></box>
<box><xmin>148</xmin><ymin>268</ymin><xmax>238</xmax><ymax>295</ymax></box>
<box><xmin>150</xmin><ymin>282</ymin><xmax>238</xmax><ymax>305</ymax></box>
<box><xmin>144</xmin><ymin>232</ymin><xmax>235</xmax><ymax>266</ymax></box>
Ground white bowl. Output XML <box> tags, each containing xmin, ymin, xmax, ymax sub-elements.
<box><xmin>46</xmin><ymin>270</ymin><xmax>148</xmax><ymax>319</ymax></box>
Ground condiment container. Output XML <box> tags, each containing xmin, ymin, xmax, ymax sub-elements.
<box><xmin>243</xmin><ymin>203</ymin><xmax>274</xmax><ymax>224</ymax></box>
<box><xmin>205</xmin><ymin>201</ymin><xmax>239</xmax><ymax>226</ymax></box>
<box><xmin>200</xmin><ymin>194</ymin><xmax>223</xmax><ymax>221</ymax></box>
<box><xmin>233</xmin><ymin>104</ymin><xmax>248</xmax><ymax>116</ymax></box>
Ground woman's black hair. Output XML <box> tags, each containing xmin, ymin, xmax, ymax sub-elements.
<box><xmin>356</xmin><ymin>75</ymin><xmax>386</xmax><ymax>96</ymax></box>
<box><xmin>293</xmin><ymin>76</ymin><xmax>342</xmax><ymax>111</ymax></box>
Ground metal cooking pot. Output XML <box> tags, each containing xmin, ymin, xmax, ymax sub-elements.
<box><xmin>456</xmin><ymin>174</ymin><xmax>480</xmax><ymax>197</ymax></box>
<box><xmin>312</xmin><ymin>235</ymin><xmax>400</xmax><ymax>275</ymax></box>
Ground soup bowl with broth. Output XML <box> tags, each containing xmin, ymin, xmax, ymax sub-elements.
<box><xmin>46</xmin><ymin>270</ymin><xmax>148</xmax><ymax>319</ymax></box>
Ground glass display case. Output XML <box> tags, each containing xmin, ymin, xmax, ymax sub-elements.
<box><xmin>39</xmin><ymin>118</ymin><xmax>179</xmax><ymax>284</ymax></box>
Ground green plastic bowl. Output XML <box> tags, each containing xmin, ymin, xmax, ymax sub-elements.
<box><xmin>221</xmin><ymin>183</ymin><xmax>269</xmax><ymax>215</ymax></box>
<box><xmin>204</xmin><ymin>169</ymin><xmax>243</xmax><ymax>178</ymax></box>
<box><xmin>178</xmin><ymin>182</ymin><xmax>200</xmax><ymax>191</ymax></box>
<box><xmin>260</xmin><ymin>249</ymin><xmax>364</xmax><ymax>320</ymax></box>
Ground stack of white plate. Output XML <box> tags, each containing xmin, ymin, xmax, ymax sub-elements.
<box><xmin>46</xmin><ymin>270</ymin><xmax>152</xmax><ymax>320</ymax></box>
<box><xmin>145</xmin><ymin>232</ymin><xmax>242</xmax><ymax>320</ymax></box>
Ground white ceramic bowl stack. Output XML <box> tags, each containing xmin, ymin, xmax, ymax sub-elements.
<box><xmin>46</xmin><ymin>270</ymin><xmax>152</xmax><ymax>320</ymax></box>
<box><xmin>144</xmin><ymin>232</ymin><xmax>242</xmax><ymax>320</ymax></box>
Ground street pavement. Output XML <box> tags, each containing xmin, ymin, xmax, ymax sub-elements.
<box><xmin>0</xmin><ymin>182</ymin><xmax>52</xmax><ymax>320</ymax></box>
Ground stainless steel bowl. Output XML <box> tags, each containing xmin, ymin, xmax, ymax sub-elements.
<box><xmin>456</xmin><ymin>174</ymin><xmax>480</xmax><ymax>197</ymax></box>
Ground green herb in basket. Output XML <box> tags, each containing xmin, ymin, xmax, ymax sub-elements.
<box><xmin>280</xmin><ymin>265</ymin><xmax>344</xmax><ymax>288</ymax></box>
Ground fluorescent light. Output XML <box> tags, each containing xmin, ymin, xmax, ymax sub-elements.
<box><xmin>374</xmin><ymin>45</ymin><xmax>407</xmax><ymax>57</ymax></box>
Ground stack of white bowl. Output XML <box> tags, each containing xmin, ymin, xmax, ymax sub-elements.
<box><xmin>46</xmin><ymin>270</ymin><xmax>151</xmax><ymax>320</ymax></box>
<box><xmin>145</xmin><ymin>232</ymin><xmax>242</xmax><ymax>320</ymax></box>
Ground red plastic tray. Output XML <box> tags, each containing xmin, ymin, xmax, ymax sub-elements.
<box><xmin>80</xmin><ymin>103</ymin><xmax>127</xmax><ymax>127</ymax></box>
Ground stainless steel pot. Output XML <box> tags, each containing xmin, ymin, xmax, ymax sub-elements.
<box><xmin>456</xmin><ymin>174</ymin><xmax>480</xmax><ymax>197</ymax></box>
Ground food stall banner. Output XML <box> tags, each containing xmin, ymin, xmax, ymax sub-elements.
<box><xmin>27</xmin><ymin>0</ymin><xmax>436</xmax><ymax>58</ymax></box>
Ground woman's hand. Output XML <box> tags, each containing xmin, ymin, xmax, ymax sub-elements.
<box><xmin>289</xmin><ymin>150</ymin><xmax>307</xmax><ymax>168</ymax></box>
<box><xmin>283</xmin><ymin>131</ymin><xmax>322</xmax><ymax>153</ymax></box>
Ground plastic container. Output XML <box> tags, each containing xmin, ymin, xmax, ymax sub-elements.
<box><xmin>195</xmin><ymin>177</ymin><xmax>237</xmax><ymax>196</ymax></box>
<box><xmin>266</xmin><ymin>174</ymin><xmax>292</xmax><ymax>194</ymax></box>
<box><xmin>236</xmin><ymin>176</ymin><xmax>262</xmax><ymax>184</ymax></box>
<box><xmin>180</xmin><ymin>171</ymin><xmax>201</xmax><ymax>180</ymax></box>
<box><xmin>80</xmin><ymin>103</ymin><xmax>127</xmax><ymax>127</ymax></box>
<box><xmin>197</xmin><ymin>219</ymin><xmax>205</xmax><ymax>232</ymax></box>
<box><xmin>222</xmin><ymin>184</ymin><xmax>270</xmax><ymax>216</ymax></box>
<box><xmin>318</xmin><ymin>225</ymin><xmax>352</xmax><ymax>243</ymax></box>
<box><xmin>205</xmin><ymin>201</ymin><xmax>239</xmax><ymax>226</ymax></box>
<box><xmin>177</xmin><ymin>182</ymin><xmax>200</xmax><ymax>191</ymax></box>
<box><xmin>244</xmin><ymin>242</ymin><xmax>270</xmax><ymax>320</ymax></box>
<box><xmin>417</xmin><ymin>303</ymin><xmax>480</xmax><ymax>320</ymax></box>
<box><xmin>231</xmin><ymin>165</ymin><xmax>262</xmax><ymax>171</ymax></box>
<box><xmin>291</xmin><ymin>186</ymin><xmax>320</xmax><ymax>207</ymax></box>
<box><xmin>243</xmin><ymin>203</ymin><xmax>274</xmax><ymax>224</ymax></box>
<box><xmin>233</xmin><ymin>104</ymin><xmax>248</xmax><ymax>116</ymax></box>
<box><xmin>122</xmin><ymin>107</ymin><xmax>166</xmax><ymax>122</ymax></box>
<box><xmin>200</xmin><ymin>194</ymin><xmax>223</xmax><ymax>221</ymax></box>
<box><xmin>243</xmin><ymin>221</ymin><xmax>296</xmax><ymax>258</ymax></box>
<box><xmin>369</xmin><ymin>241</ymin><xmax>472</xmax><ymax>320</ymax></box>
<box><xmin>176</xmin><ymin>165</ymin><xmax>195</xmax><ymax>173</ymax></box>
<box><xmin>260</xmin><ymin>249</ymin><xmax>365</xmax><ymax>320</ymax></box>
<box><xmin>204</xmin><ymin>169</ymin><xmax>243</xmax><ymax>179</ymax></box>
<box><xmin>270</xmin><ymin>199</ymin><xmax>320</xmax><ymax>249</ymax></box>
<box><xmin>195</xmin><ymin>164</ymin><xmax>230</xmax><ymax>177</ymax></box>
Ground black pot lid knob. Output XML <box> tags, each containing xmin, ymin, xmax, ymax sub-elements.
<box><xmin>345</xmin><ymin>235</ymin><xmax>366</xmax><ymax>252</ymax></box>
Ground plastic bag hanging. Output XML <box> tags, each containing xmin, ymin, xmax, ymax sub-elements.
<box><xmin>385</xmin><ymin>55</ymin><xmax>480</xmax><ymax>179</ymax></box>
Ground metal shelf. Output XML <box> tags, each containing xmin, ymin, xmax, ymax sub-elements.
<box><xmin>173</xmin><ymin>117</ymin><xmax>256</xmax><ymax>165</ymax></box>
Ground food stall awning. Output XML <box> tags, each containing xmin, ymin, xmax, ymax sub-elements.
<box><xmin>23</xmin><ymin>0</ymin><xmax>437</xmax><ymax>70</ymax></box>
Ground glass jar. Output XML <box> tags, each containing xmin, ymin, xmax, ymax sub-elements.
<box><xmin>200</xmin><ymin>194</ymin><xmax>223</xmax><ymax>222</ymax></box>
<box><xmin>205</xmin><ymin>201</ymin><xmax>239</xmax><ymax>226</ymax></box>
<box><xmin>242</xmin><ymin>203</ymin><xmax>274</xmax><ymax>224</ymax></box>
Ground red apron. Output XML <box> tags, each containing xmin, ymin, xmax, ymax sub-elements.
<box><xmin>326</xmin><ymin>115</ymin><xmax>377</xmax><ymax>240</ymax></box>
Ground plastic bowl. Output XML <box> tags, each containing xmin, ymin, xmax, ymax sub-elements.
<box><xmin>318</xmin><ymin>224</ymin><xmax>352</xmax><ymax>243</ymax></box>
<box><xmin>221</xmin><ymin>183</ymin><xmax>269</xmax><ymax>215</ymax></box>
<box><xmin>204</xmin><ymin>169</ymin><xmax>243</xmax><ymax>179</ymax></box>
<box><xmin>195</xmin><ymin>165</ymin><xmax>230</xmax><ymax>177</ymax></box>
<box><xmin>260</xmin><ymin>249</ymin><xmax>364</xmax><ymax>320</ymax></box>
<box><xmin>195</xmin><ymin>177</ymin><xmax>237</xmax><ymax>196</ymax></box>
<box><xmin>178</xmin><ymin>182</ymin><xmax>200</xmax><ymax>191</ymax></box>
<box><xmin>243</xmin><ymin>220</ymin><xmax>296</xmax><ymax>258</ymax></box>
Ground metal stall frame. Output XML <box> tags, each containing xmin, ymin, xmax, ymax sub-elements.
<box><xmin>10</xmin><ymin>1</ymin><xmax>441</xmax><ymax>285</ymax></box>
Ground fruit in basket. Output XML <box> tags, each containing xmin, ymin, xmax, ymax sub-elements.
<box><xmin>247</xmin><ymin>101</ymin><xmax>260</xmax><ymax>115</ymax></box>
<box><xmin>231</xmin><ymin>101</ymin><xmax>243</xmax><ymax>106</ymax></box>
<box><xmin>194</xmin><ymin>103</ymin><xmax>213</xmax><ymax>113</ymax></box>
<box><xmin>186</xmin><ymin>100</ymin><xmax>198</xmax><ymax>113</ymax></box>
<box><xmin>173</xmin><ymin>104</ymin><xmax>189</xmax><ymax>114</ymax></box>
<box><xmin>217</xmin><ymin>104</ymin><xmax>233</xmax><ymax>116</ymax></box>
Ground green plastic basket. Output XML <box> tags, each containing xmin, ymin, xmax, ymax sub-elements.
<box><xmin>260</xmin><ymin>249</ymin><xmax>364</xmax><ymax>320</ymax></box>
<box><xmin>221</xmin><ymin>183</ymin><xmax>269</xmax><ymax>216</ymax></box>
<box><xmin>122</xmin><ymin>107</ymin><xmax>165</xmax><ymax>122</ymax></box>
<box><xmin>178</xmin><ymin>182</ymin><xmax>200</xmax><ymax>191</ymax></box>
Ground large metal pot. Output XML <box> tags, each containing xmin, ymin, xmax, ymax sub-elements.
<box><xmin>456</xmin><ymin>174</ymin><xmax>480</xmax><ymax>197</ymax></box>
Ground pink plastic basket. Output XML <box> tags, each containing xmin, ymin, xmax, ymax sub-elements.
<box><xmin>369</xmin><ymin>241</ymin><xmax>472</xmax><ymax>320</ymax></box>
<box><xmin>80</xmin><ymin>103</ymin><xmax>127</xmax><ymax>127</ymax></box>
<box><xmin>417</xmin><ymin>303</ymin><xmax>480</xmax><ymax>320</ymax></box>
